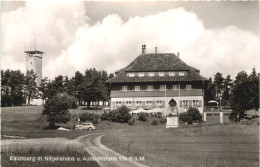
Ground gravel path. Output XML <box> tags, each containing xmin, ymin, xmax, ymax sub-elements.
<box><xmin>77</xmin><ymin>133</ymin><xmax>149</xmax><ymax>167</ymax></box>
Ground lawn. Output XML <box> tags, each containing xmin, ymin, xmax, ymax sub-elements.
<box><xmin>1</xmin><ymin>106</ymin><xmax>106</xmax><ymax>139</ymax></box>
<box><xmin>102</xmin><ymin>119</ymin><xmax>259</xmax><ymax>167</ymax></box>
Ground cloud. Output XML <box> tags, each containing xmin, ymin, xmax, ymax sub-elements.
<box><xmin>2</xmin><ymin>2</ymin><xmax>260</xmax><ymax>79</ymax></box>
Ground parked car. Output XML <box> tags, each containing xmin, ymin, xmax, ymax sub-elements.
<box><xmin>75</xmin><ymin>123</ymin><xmax>95</xmax><ymax>131</ymax></box>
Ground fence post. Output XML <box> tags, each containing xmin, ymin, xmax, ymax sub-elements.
<box><xmin>204</xmin><ymin>112</ymin><xmax>207</xmax><ymax>122</ymax></box>
<box><xmin>220</xmin><ymin>112</ymin><xmax>223</xmax><ymax>124</ymax></box>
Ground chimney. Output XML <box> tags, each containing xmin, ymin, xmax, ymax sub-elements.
<box><xmin>155</xmin><ymin>47</ymin><xmax>157</xmax><ymax>54</ymax></box>
<box><xmin>142</xmin><ymin>45</ymin><xmax>146</xmax><ymax>54</ymax></box>
<box><xmin>177</xmin><ymin>52</ymin><xmax>180</xmax><ymax>58</ymax></box>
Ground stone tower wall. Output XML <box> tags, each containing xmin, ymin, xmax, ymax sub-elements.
<box><xmin>26</xmin><ymin>54</ymin><xmax>42</xmax><ymax>87</ymax></box>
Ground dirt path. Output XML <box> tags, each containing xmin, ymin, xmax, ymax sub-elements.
<box><xmin>77</xmin><ymin>133</ymin><xmax>149</xmax><ymax>167</ymax></box>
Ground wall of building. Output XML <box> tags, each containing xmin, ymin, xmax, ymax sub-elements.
<box><xmin>111</xmin><ymin>96</ymin><xmax>204</xmax><ymax>114</ymax></box>
<box><xmin>26</xmin><ymin>54</ymin><xmax>42</xmax><ymax>87</ymax></box>
<box><xmin>111</xmin><ymin>89</ymin><xmax>203</xmax><ymax>98</ymax></box>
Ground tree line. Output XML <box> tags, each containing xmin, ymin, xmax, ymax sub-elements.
<box><xmin>1</xmin><ymin>68</ymin><xmax>114</xmax><ymax>108</ymax></box>
<box><xmin>204</xmin><ymin>68</ymin><xmax>259</xmax><ymax>120</ymax></box>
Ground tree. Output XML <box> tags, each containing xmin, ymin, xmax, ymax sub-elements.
<box><xmin>24</xmin><ymin>70</ymin><xmax>38</xmax><ymax>105</ymax></box>
<box><xmin>229</xmin><ymin>69</ymin><xmax>259</xmax><ymax>121</ymax></box>
<box><xmin>214</xmin><ymin>72</ymin><xmax>224</xmax><ymax>103</ymax></box>
<box><xmin>222</xmin><ymin>75</ymin><xmax>233</xmax><ymax>105</ymax></box>
<box><xmin>42</xmin><ymin>93</ymin><xmax>78</xmax><ymax>128</ymax></box>
<box><xmin>82</xmin><ymin>68</ymin><xmax>103</xmax><ymax>108</ymax></box>
<box><xmin>204</xmin><ymin>77</ymin><xmax>216</xmax><ymax>105</ymax></box>
<box><xmin>1</xmin><ymin>69</ymin><xmax>25</xmax><ymax>106</ymax></box>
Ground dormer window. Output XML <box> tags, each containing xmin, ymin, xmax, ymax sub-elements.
<box><xmin>179</xmin><ymin>71</ymin><xmax>185</xmax><ymax>76</ymax></box>
<box><xmin>159</xmin><ymin>72</ymin><xmax>164</xmax><ymax>76</ymax></box>
<box><xmin>129</xmin><ymin>73</ymin><xmax>135</xmax><ymax>77</ymax></box>
<box><xmin>139</xmin><ymin>72</ymin><xmax>144</xmax><ymax>77</ymax></box>
<box><xmin>169</xmin><ymin>72</ymin><xmax>175</xmax><ymax>76</ymax></box>
<box><xmin>148</xmin><ymin>72</ymin><xmax>154</xmax><ymax>76</ymax></box>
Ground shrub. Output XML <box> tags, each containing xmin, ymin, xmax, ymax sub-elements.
<box><xmin>100</xmin><ymin>112</ymin><xmax>110</xmax><ymax>121</ymax></box>
<box><xmin>138</xmin><ymin>112</ymin><xmax>149</xmax><ymax>122</ymax></box>
<box><xmin>229</xmin><ymin>111</ymin><xmax>239</xmax><ymax>122</ymax></box>
<box><xmin>101</xmin><ymin>106</ymin><xmax>131</xmax><ymax>123</ymax></box>
<box><xmin>80</xmin><ymin>113</ymin><xmax>99</xmax><ymax>122</ymax></box>
<box><xmin>159</xmin><ymin>117</ymin><xmax>167</xmax><ymax>123</ymax></box>
<box><xmin>92</xmin><ymin>119</ymin><xmax>99</xmax><ymax>124</ymax></box>
<box><xmin>179</xmin><ymin>112</ymin><xmax>188</xmax><ymax>122</ymax></box>
<box><xmin>179</xmin><ymin>108</ymin><xmax>202</xmax><ymax>123</ymax></box>
<box><xmin>128</xmin><ymin>118</ymin><xmax>135</xmax><ymax>125</ymax></box>
<box><xmin>151</xmin><ymin>119</ymin><xmax>158</xmax><ymax>125</ymax></box>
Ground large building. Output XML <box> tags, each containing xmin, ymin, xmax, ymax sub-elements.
<box><xmin>25</xmin><ymin>50</ymin><xmax>44</xmax><ymax>87</ymax></box>
<box><xmin>107</xmin><ymin>45</ymin><xmax>208</xmax><ymax>114</ymax></box>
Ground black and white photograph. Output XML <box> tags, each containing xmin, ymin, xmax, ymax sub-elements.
<box><xmin>1</xmin><ymin>1</ymin><xmax>259</xmax><ymax>167</ymax></box>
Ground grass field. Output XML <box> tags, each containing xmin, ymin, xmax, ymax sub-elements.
<box><xmin>1</xmin><ymin>106</ymin><xmax>106</xmax><ymax>139</ymax></box>
<box><xmin>2</xmin><ymin>106</ymin><xmax>259</xmax><ymax>167</ymax></box>
<box><xmin>102</xmin><ymin>119</ymin><xmax>259</xmax><ymax>167</ymax></box>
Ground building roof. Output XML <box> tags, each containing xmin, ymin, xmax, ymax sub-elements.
<box><xmin>107</xmin><ymin>53</ymin><xmax>207</xmax><ymax>83</ymax></box>
<box><xmin>24</xmin><ymin>50</ymin><xmax>44</xmax><ymax>54</ymax></box>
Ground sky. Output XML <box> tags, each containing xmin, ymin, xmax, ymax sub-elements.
<box><xmin>1</xmin><ymin>1</ymin><xmax>260</xmax><ymax>80</ymax></box>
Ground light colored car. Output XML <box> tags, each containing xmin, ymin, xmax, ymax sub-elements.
<box><xmin>75</xmin><ymin>123</ymin><xmax>95</xmax><ymax>131</ymax></box>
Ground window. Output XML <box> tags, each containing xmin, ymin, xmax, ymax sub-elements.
<box><xmin>148</xmin><ymin>72</ymin><xmax>154</xmax><ymax>76</ymax></box>
<box><xmin>115</xmin><ymin>101</ymin><xmax>122</xmax><ymax>107</ymax></box>
<box><xmin>159</xmin><ymin>72</ymin><xmax>164</xmax><ymax>76</ymax></box>
<box><xmin>126</xmin><ymin>101</ymin><xmax>132</xmax><ymax>107</ymax></box>
<box><xmin>182</xmin><ymin>100</ymin><xmax>188</xmax><ymax>106</ymax></box>
<box><xmin>147</xmin><ymin>85</ymin><xmax>153</xmax><ymax>91</ymax></box>
<box><xmin>192</xmin><ymin>100</ymin><xmax>199</xmax><ymax>107</ymax></box>
<box><xmin>136</xmin><ymin>101</ymin><xmax>142</xmax><ymax>108</ymax></box>
<box><xmin>135</xmin><ymin>86</ymin><xmax>140</xmax><ymax>91</ymax></box>
<box><xmin>160</xmin><ymin>85</ymin><xmax>166</xmax><ymax>91</ymax></box>
<box><xmin>169</xmin><ymin>72</ymin><xmax>175</xmax><ymax>76</ymax></box>
<box><xmin>122</xmin><ymin>86</ymin><xmax>128</xmax><ymax>92</ymax></box>
<box><xmin>179</xmin><ymin>71</ymin><xmax>185</xmax><ymax>76</ymax></box>
<box><xmin>139</xmin><ymin>72</ymin><xmax>144</xmax><ymax>77</ymax></box>
<box><xmin>146</xmin><ymin>101</ymin><xmax>152</xmax><ymax>107</ymax></box>
<box><xmin>173</xmin><ymin>85</ymin><xmax>179</xmax><ymax>91</ymax></box>
<box><xmin>186</xmin><ymin>85</ymin><xmax>192</xmax><ymax>90</ymax></box>
<box><xmin>129</xmin><ymin>73</ymin><xmax>135</xmax><ymax>77</ymax></box>
<box><xmin>156</xmin><ymin>101</ymin><xmax>163</xmax><ymax>107</ymax></box>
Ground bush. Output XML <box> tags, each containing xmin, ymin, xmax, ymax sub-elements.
<box><xmin>100</xmin><ymin>112</ymin><xmax>110</xmax><ymax>121</ymax></box>
<box><xmin>179</xmin><ymin>108</ymin><xmax>202</xmax><ymax>123</ymax></box>
<box><xmin>101</xmin><ymin>106</ymin><xmax>131</xmax><ymax>123</ymax></box>
<box><xmin>138</xmin><ymin>112</ymin><xmax>149</xmax><ymax>121</ymax></box>
<box><xmin>229</xmin><ymin>111</ymin><xmax>239</xmax><ymax>122</ymax></box>
<box><xmin>80</xmin><ymin>113</ymin><xmax>99</xmax><ymax>122</ymax></box>
<box><xmin>128</xmin><ymin>118</ymin><xmax>135</xmax><ymax>125</ymax></box>
<box><xmin>151</xmin><ymin>119</ymin><xmax>159</xmax><ymax>125</ymax></box>
<box><xmin>159</xmin><ymin>117</ymin><xmax>167</xmax><ymax>123</ymax></box>
<box><xmin>92</xmin><ymin>119</ymin><xmax>99</xmax><ymax>124</ymax></box>
<box><xmin>179</xmin><ymin>112</ymin><xmax>188</xmax><ymax>122</ymax></box>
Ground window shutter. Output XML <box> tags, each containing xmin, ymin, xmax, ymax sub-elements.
<box><xmin>142</xmin><ymin>101</ymin><xmax>146</xmax><ymax>107</ymax></box>
<box><xmin>199</xmin><ymin>100</ymin><xmax>202</xmax><ymax>107</ymax></box>
<box><xmin>189</xmin><ymin>100</ymin><xmax>192</xmax><ymax>107</ymax></box>
<box><xmin>152</xmin><ymin>101</ymin><xmax>156</xmax><ymax>108</ymax></box>
<box><xmin>180</xmin><ymin>100</ymin><xmax>182</xmax><ymax>107</ymax></box>
<box><xmin>162</xmin><ymin>101</ymin><xmax>165</xmax><ymax>107</ymax></box>
<box><xmin>112</xmin><ymin>102</ymin><xmax>115</xmax><ymax>109</ymax></box>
